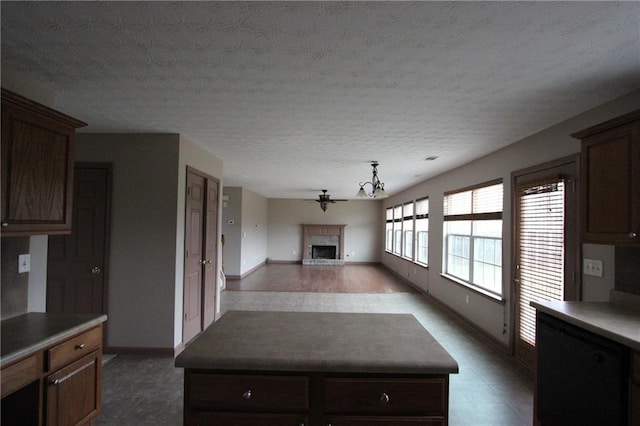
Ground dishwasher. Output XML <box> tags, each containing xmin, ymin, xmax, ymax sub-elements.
<box><xmin>536</xmin><ymin>312</ymin><xmax>629</xmax><ymax>425</ymax></box>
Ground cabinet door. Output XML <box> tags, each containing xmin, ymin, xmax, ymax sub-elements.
<box><xmin>46</xmin><ymin>351</ymin><xmax>101</xmax><ymax>426</ymax></box>
<box><xmin>1</xmin><ymin>89</ymin><xmax>85</xmax><ymax>236</ymax></box>
<box><xmin>580</xmin><ymin>120</ymin><xmax>640</xmax><ymax>244</ymax></box>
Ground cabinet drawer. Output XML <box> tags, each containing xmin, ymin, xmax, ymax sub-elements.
<box><xmin>188</xmin><ymin>373</ymin><xmax>309</xmax><ymax>412</ymax></box>
<box><xmin>1</xmin><ymin>353</ymin><xmax>41</xmax><ymax>398</ymax></box>
<box><xmin>325</xmin><ymin>416</ymin><xmax>444</xmax><ymax>426</ymax></box>
<box><xmin>324</xmin><ymin>377</ymin><xmax>446</xmax><ymax>415</ymax></box>
<box><xmin>47</xmin><ymin>326</ymin><xmax>102</xmax><ymax>372</ymax></box>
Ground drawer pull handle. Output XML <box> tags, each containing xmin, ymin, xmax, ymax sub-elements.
<box><xmin>1</xmin><ymin>222</ymin><xmax>8</xmax><ymax>228</ymax></box>
<box><xmin>380</xmin><ymin>392</ymin><xmax>390</xmax><ymax>404</ymax></box>
<box><xmin>76</xmin><ymin>343</ymin><xmax>86</xmax><ymax>350</ymax></box>
<box><xmin>630</xmin><ymin>232</ymin><xmax>638</xmax><ymax>239</ymax></box>
<box><xmin>242</xmin><ymin>389</ymin><xmax>252</xmax><ymax>400</ymax></box>
<box><xmin>51</xmin><ymin>378</ymin><xmax>61</xmax><ymax>386</ymax></box>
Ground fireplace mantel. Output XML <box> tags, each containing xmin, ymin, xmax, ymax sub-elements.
<box><xmin>302</xmin><ymin>224</ymin><xmax>346</xmax><ymax>266</ymax></box>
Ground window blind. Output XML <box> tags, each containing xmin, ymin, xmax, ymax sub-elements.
<box><xmin>517</xmin><ymin>178</ymin><xmax>565</xmax><ymax>350</ymax></box>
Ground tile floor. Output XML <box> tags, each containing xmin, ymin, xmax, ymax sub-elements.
<box><xmin>95</xmin><ymin>291</ymin><xmax>534</xmax><ymax>425</ymax></box>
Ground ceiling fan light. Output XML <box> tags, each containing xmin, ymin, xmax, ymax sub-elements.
<box><xmin>356</xmin><ymin>187</ymin><xmax>367</xmax><ymax>198</ymax></box>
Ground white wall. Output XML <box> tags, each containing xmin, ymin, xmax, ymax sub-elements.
<box><xmin>382</xmin><ymin>90</ymin><xmax>640</xmax><ymax>347</ymax></box>
<box><xmin>76</xmin><ymin>134</ymin><xmax>180</xmax><ymax>350</ymax></box>
<box><xmin>267</xmin><ymin>199</ymin><xmax>383</xmax><ymax>263</ymax></box>
<box><xmin>176</xmin><ymin>135</ymin><xmax>224</xmax><ymax>346</ymax></box>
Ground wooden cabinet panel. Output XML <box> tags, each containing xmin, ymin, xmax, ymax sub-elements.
<box><xmin>323</xmin><ymin>377</ymin><xmax>446</xmax><ymax>416</ymax></box>
<box><xmin>1</xmin><ymin>353</ymin><xmax>41</xmax><ymax>399</ymax></box>
<box><xmin>46</xmin><ymin>351</ymin><xmax>101</xmax><ymax>426</ymax></box>
<box><xmin>573</xmin><ymin>110</ymin><xmax>640</xmax><ymax>245</ymax></box>
<box><xmin>1</xmin><ymin>89</ymin><xmax>86</xmax><ymax>236</ymax></box>
<box><xmin>188</xmin><ymin>373</ymin><xmax>309</xmax><ymax>412</ymax></box>
<box><xmin>324</xmin><ymin>416</ymin><xmax>444</xmax><ymax>425</ymax></box>
<box><xmin>186</xmin><ymin>412</ymin><xmax>308</xmax><ymax>426</ymax></box>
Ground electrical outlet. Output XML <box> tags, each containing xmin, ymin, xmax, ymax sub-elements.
<box><xmin>465</xmin><ymin>294</ymin><xmax>470</xmax><ymax>304</ymax></box>
<box><xmin>583</xmin><ymin>258</ymin><xmax>603</xmax><ymax>277</ymax></box>
<box><xmin>18</xmin><ymin>254</ymin><xmax>30</xmax><ymax>273</ymax></box>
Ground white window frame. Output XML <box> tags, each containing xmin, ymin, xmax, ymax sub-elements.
<box><xmin>442</xmin><ymin>180</ymin><xmax>503</xmax><ymax>297</ymax></box>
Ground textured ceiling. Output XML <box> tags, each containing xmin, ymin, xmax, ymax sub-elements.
<box><xmin>2</xmin><ymin>1</ymin><xmax>639</xmax><ymax>199</ymax></box>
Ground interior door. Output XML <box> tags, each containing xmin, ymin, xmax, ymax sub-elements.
<box><xmin>512</xmin><ymin>155</ymin><xmax>579</xmax><ymax>366</ymax></box>
<box><xmin>47</xmin><ymin>164</ymin><xmax>110</xmax><ymax>317</ymax></box>
<box><xmin>183</xmin><ymin>171</ymin><xmax>205</xmax><ymax>344</ymax></box>
<box><xmin>183</xmin><ymin>168</ymin><xmax>219</xmax><ymax>344</ymax></box>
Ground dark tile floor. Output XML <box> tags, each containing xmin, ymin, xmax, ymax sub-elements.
<box><xmin>96</xmin><ymin>289</ymin><xmax>534</xmax><ymax>425</ymax></box>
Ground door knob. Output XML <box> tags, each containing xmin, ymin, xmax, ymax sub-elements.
<box><xmin>91</xmin><ymin>266</ymin><xmax>102</xmax><ymax>275</ymax></box>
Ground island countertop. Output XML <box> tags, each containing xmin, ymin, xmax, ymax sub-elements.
<box><xmin>531</xmin><ymin>300</ymin><xmax>640</xmax><ymax>351</ymax></box>
<box><xmin>175</xmin><ymin>310</ymin><xmax>459</xmax><ymax>375</ymax></box>
<box><xmin>1</xmin><ymin>312</ymin><xmax>107</xmax><ymax>367</ymax></box>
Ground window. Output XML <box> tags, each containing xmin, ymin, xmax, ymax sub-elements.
<box><xmin>402</xmin><ymin>202</ymin><xmax>414</xmax><ymax>259</ymax></box>
<box><xmin>393</xmin><ymin>205</ymin><xmax>402</xmax><ymax>255</ymax></box>
<box><xmin>385</xmin><ymin>208</ymin><xmax>393</xmax><ymax>252</ymax></box>
<box><xmin>415</xmin><ymin>198</ymin><xmax>429</xmax><ymax>265</ymax></box>
<box><xmin>443</xmin><ymin>180</ymin><xmax>503</xmax><ymax>296</ymax></box>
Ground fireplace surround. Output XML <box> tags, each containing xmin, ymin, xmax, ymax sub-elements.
<box><xmin>302</xmin><ymin>224</ymin><xmax>346</xmax><ymax>266</ymax></box>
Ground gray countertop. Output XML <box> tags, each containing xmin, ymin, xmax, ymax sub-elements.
<box><xmin>175</xmin><ymin>310</ymin><xmax>459</xmax><ymax>375</ymax></box>
<box><xmin>531</xmin><ymin>301</ymin><xmax>640</xmax><ymax>351</ymax></box>
<box><xmin>1</xmin><ymin>312</ymin><xmax>107</xmax><ymax>367</ymax></box>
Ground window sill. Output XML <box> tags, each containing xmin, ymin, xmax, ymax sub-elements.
<box><xmin>440</xmin><ymin>273</ymin><xmax>505</xmax><ymax>304</ymax></box>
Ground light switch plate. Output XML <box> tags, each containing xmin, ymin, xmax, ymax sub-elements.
<box><xmin>18</xmin><ymin>254</ymin><xmax>30</xmax><ymax>273</ymax></box>
<box><xmin>583</xmin><ymin>258</ymin><xmax>603</xmax><ymax>277</ymax></box>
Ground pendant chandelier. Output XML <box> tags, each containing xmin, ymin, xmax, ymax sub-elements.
<box><xmin>356</xmin><ymin>161</ymin><xmax>388</xmax><ymax>199</ymax></box>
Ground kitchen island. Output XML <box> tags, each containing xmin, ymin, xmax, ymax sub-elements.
<box><xmin>175</xmin><ymin>310</ymin><xmax>459</xmax><ymax>426</ymax></box>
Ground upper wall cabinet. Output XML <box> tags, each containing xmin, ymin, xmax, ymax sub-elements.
<box><xmin>572</xmin><ymin>110</ymin><xmax>640</xmax><ymax>246</ymax></box>
<box><xmin>1</xmin><ymin>89</ymin><xmax>87</xmax><ymax>237</ymax></box>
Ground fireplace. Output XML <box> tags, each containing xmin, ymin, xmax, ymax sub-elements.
<box><xmin>302</xmin><ymin>224</ymin><xmax>346</xmax><ymax>266</ymax></box>
<box><xmin>312</xmin><ymin>245</ymin><xmax>337</xmax><ymax>260</ymax></box>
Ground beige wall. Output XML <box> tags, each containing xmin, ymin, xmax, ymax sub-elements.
<box><xmin>267</xmin><ymin>199</ymin><xmax>383</xmax><ymax>263</ymax></box>
<box><xmin>221</xmin><ymin>187</ymin><xmax>243</xmax><ymax>276</ymax></box>
<box><xmin>383</xmin><ymin>90</ymin><xmax>640</xmax><ymax>347</ymax></box>
<box><xmin>76</xmin><ymin>134</ymin><xmax>180</xmax><ymax>350</ymax></box>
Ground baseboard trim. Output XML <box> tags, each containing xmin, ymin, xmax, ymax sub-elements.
<box><xmin>381</xmin><ymin>264</ymin><xmax>512</xmax><ymax>356</ymax></box>
<box><xmin>105</xmin><ymin>346</ymin><xmax>175</xmax><ymax>357</ymax></box>
<box><xmin>265</xmin><ymin>259</ymin><xmax>302</xmax><ymax>265</ymax></box>
<box><xmin>225</xmin><ymin>260</ymin><xmax>267</xmax><ymax>281</ymax></box>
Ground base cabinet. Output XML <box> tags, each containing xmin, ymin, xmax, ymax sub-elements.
<box><xmin>183</xmin><ymin>372</ymin><xmax>449</xmax><ymax>426</ymax></box>
<box><xmin>46</xmin><ymin>351</ymin><xmax>101</xmax><ymax>426</ymax></box>
<box><xmin>1</xmin><ymin>323</ymin><xmax>103</xmax><ymax>426</ymax></box>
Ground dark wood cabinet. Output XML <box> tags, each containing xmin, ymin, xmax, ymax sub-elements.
<box><xmin>1</xmin><ymin>89</ymin><xmax>86</xmax><ymax>236</ymax></box>
<box><xmin>183</xmin><ymin>371</ymin><xmax>449</xmax><ymax>426</ymax></box>
<box><xmin>46</xmin><ymin>351</ymin><xmax>101</xmax><ymax>426</ymax></box>
<box><xmin>1</xmin><ymin>318</ymin><xmax>104</xmax><ymax>426</ymax></box>
<box><xmin>572</xmin><ymin>110</ymin><xmax>640</xmax><ymax>245</ymax></box>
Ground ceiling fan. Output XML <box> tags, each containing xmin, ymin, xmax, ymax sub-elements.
<box><xmin>304</xmin><ymin>190</ymin><xmax>347</xmax><ymax>212</ymax></box>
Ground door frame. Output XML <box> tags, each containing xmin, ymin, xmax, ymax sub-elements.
<box><xmin>509</xmin><ymin>154</ymin><xmax>581</xmax><ymax>357</ymax></box>
<box><xmin>182</xmin><ymin>166</ymin><xmax>220</xmax><ymax>345</ymax></box>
